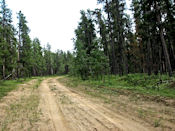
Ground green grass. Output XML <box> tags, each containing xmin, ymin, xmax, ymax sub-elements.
<box><xmin>0</xmin><ymin>77</ymin><xmax>36</xmax><ymax>99</ymax></box>
<box><xmin>58</xmin><ymin>74</ymin><xmax>175</xmax><ymax>99</ymax></box>
<box><xmin>154</xmin><ymin>118</ymin><xmax>161</xmax><ymax>127</ymax></box>
<box><xmin>32</xmin><ymin>77</ymin><xmax>43</xmax><ymax>89</ymax></box>
<box><xmin>1</xmin><ymin>88</ymin><xmax>40</xmax><ymax>131</ymax></box>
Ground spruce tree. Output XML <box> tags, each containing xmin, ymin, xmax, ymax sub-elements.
<box><xmin>74</xmin><ymin>10</ymin><xmax>109</xmax><ymax>80</ymax></box>
<box><xmin>31</xmin><ymin>38</ymin><xmax>44</xmax><ymax>76</ymax></box>
<box><xmin>0</xmin><ymin>0</ymin><xmax>17</xmax><ymax>79</ymax></box>
<box><xmin>17</xmin><ymin>11</ymin><xmax>32</xmax><ymax>77</ymax></box>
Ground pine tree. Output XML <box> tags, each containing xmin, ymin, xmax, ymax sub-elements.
<box><xmin>97</xmin><ymin>0</ymin><xmax>118</xmax><ymax>75</ymax></box>
<box><xmin>94</xmin><ymin>9</ymin><xmax>108</xmax><ymax>57</ymax></box>
<box><xmin>131</xmin><ymin>0</ymin><xmax>173</xmax><ymax>76</ymax></box>
<box><xmin>31</xmin><ymin>38</ymin><xmax>44</xmax><ymax>76</ymax></box>
<box><xmin>164</xmin><ymin>0</ymin><xmax>175</xmax><ymax>70</ymax></box>
<box><xmin>17</xmin><ymin>11</ymin><xmax>32</xmax><ymax>77</ymax></box>
<box><xmin>43</xmin><ymin>43</ymin><xmax>53</xmax><ymax>75</ymax></box>
<box><xmin>97</xmin><ymin>0</ymin><xmax>128</xmax><ymax>75</ymax></box>
<box><xmin>0</xmin><ymin>0</ymin><xmax>17</xmax><ymax>79</ymax></box>
<box><xmin>74</xmin><ymin>10</ymin><xmax>109</xmax><ymax>80</ymax></box>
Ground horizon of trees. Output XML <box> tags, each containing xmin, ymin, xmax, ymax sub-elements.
<box><xmin>0</xmin><ymin>0</ymin><xmax>73</xmax><ymax>80</ymax></box>
<box><xmin>1</xmin><ymin>0</ymin><xmax>175</xmax><ymax>80</ymax></box>
<box><xmin>73</xmin><ymin>0</ymin><xmax>175</xmax><ymax>79</ymax></box>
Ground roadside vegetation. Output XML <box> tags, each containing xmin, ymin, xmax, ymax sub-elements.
<box><xmin>0</xmin><ymin>77</ymin><xmax>44</xmax><ymax>100</ymax></box>
<box><xmin>0</xmin><ymin>78</ymin><xmax>33</xmax><ymax>99</ymax></box>
<box><xmin>0</xmin><ymin>78</ymin><xmax>42</xmax><ymax>131</ymax></box>
<box><xmin>59</xmin><ymin>74</ymin><xmax>175</xmax><ymax>103</ymax></box>
<box><xmin>58</xmin><ymin>75</ymin><xmax>175</xmax><ymax>129</ymax></box>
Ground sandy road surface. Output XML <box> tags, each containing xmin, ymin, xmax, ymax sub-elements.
<box><xmin>38</xmin><ymin>78</ymin><xmax>151</xmax><ymax>131</ymax></box>
<box><xmin>39</xmin><ymin>79</ymin><xmax>69</xmax><ymax>131</ymax></box>
<box><xmin>1</xmin><ymin>77</ymin><xmax>172</xmax><ymax>131</ymax></box>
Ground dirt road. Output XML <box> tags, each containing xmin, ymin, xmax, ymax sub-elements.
<box><xmin>1</xmin><ymin>77</ymin><xmax>173</xmax><ymax>130</ymax></box>
<box><xmin>38</xmin><ymin>78</ymin><xmax>151</xmax><ymax>131</ymax></box>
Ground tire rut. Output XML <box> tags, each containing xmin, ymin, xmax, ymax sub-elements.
<box><xmin>38</xmin><ymin>79</ymin><xmax>69</xmax><ymax>131</ymax></box>
<box><xmin>45</xmin><ymin>78</ymin><xmax>151</xmax><ymax>131</ymax></box>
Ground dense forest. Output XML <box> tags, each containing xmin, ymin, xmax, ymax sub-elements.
<box><xmin>0</xmin><ymin>0</ymin><xmax>175</xmax><ymax>80</ymax></box>
<box><xmin>73</xmin><ymin>0</ymin><xmax>175</xmax><ymax>79</ymax></box>
<box><xmin>0</xmin><ymin>0</ymin><xmax>73</xmax><ymax>79</ymax></box>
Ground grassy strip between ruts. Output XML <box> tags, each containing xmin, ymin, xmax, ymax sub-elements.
<box><xmin>0</xmin><ymin>77</ymin><xmax>43</xmax><ymax>99</ymax></box>
<box><xmin>58</xmin><ymin>74</ymin><xmax>175</xmax><ymax>105</ymax></box>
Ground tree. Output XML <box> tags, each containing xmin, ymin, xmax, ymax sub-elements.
<box><xmin>94</xmin><ymin>9</ymin><xmax>108</xmax><ymax>57</ymax></box>
<box><xmin>154</xmin><ymin>0</ymin><xmax>172</xmax><ymax>76</ymax></box>
<box><xmin>43</xmin><ymin>43</ymin><xmax>53</xmax><ymax>75</ymax></box>
<box><xmin>131</xmin><ymin>0</ymin><xmax>174</xmax><ymax>76</ymax></box>
<box><xmin>0</xmin><ymin>0</ymin><xmax>17</xmax><ymax>79</ymax></box>
<box><xmin>74</xmin><ymin>10</ymin><xmax>109</xmax><ymax>80</ymax></box>
<box><xmin>17</xmin><ymin>11</ymin><xmax>32</xmax><ymax>77</ymax></box>
<box><xmin>31</xmin><ymin>38</ymin><xmax>44</xmax><ymax>76</ymax></box>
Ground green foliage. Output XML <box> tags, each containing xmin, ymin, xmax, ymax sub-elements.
<box><xmin>43</xmin><ymin>45</ymin><xmax>73</xmax><ymax>76</ymax></box>
<box><xmin>31</xmin><ymin>38</ymin><xmax>45</xmax><ymax>76</ymax></box>
<box><xmin>17</xmin><ymin>11</ymin><xmax>32</xmax><ymax>77</ymax></box>
<box><xmin>154</xmin><ymin>119</ymin><xmax>161</xmax><ymax>127</ymax></box>
<box><xmin>60</xmin><ymin>74</ymin><xmax>175</xmax><ymax>98</ymax></box>
<box><xmin>0</xmin><ymin>0</ymin><xmax>73</xmax><ymax>79</ymax></box>
<box><xmin>1</xmin><ymin>0</ymin><xmax>175</xmax><ymax>84</ymax></box>
<box><xmin>0</xmin><ymin>0</ymin><xmax>17</xmax><ymax>79</ymax></box>
<box><xmin>0</xmin><ymin>78</ymin><xmax>33</xmax><ymax>99</ymax></box>
<box><xmin>131</xmin><ymin>0</ymin><xmax>175</xmax><ymax>76</ymax></box>
<box><xmin>73</xmin><ymin>10</ymin><xmax>109</xmax><ymax>80</ymax></box>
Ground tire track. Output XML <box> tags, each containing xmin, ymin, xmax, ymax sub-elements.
<box><xmin>48</xmin><ymin>78</ymin><xmax>151</xmax><ymax>131</ymax></box>
<box><xmin>39</xmin><ymin>79</ymin><xmax>69</xmax><ymax>131</ymax></box>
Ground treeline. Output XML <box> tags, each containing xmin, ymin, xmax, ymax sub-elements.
<box><xmin>73</xmin><ymin>0</ymin><xmax>175</xmax><ymax>79</ymax></box>
<box><xmin>0</xmin><ymin>0</ymin><xmax>73</xmax><ymax>79</ymax></box>
<box><xmin>1</xmin><ymin>0</ymin><xmax>175</xmax><ymax>80</ymax></box>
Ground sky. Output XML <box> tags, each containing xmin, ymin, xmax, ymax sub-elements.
<box><xmin>6</xmin><ymin>0</ymin><xmax>131</xmax><ymax>52</ymax></box>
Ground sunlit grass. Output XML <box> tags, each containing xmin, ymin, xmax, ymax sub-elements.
<box><xmin>0</xmin><ymin>77</ymin><xmax>37</xmax><ymax>99</ymax></box>
<box><xmin>58</xmin><ymin>74</ymin><xmax>175</xmax><ymax>98</ymax></box>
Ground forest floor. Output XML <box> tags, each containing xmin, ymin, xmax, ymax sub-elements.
<box><xmin>0</xmin><ymin>76</ymin><xmax>175</xmax><ymax>131</ymax></box>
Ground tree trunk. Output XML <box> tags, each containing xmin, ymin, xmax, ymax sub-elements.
<box><xmin>3</xmin><ymin>58</ymin><xmax>5</xmax><ymax>79</ymax></box>
<box><xmin>147</xmin><ymin>38</ymin><xmax>152</xmax><ymax>75</ymax></box>
<box><xmin>114</xmin><ymin>0</ymin><xmax>127</xmax><ymax>75</ymax></box>
<box><xmin>155</xmin><ymin>1</ymin><xmax>172</xmax><ymax>76</ymax></box>
<box><xmin>17</xmin><ymin>24</ymin><xmax>21</xmax><ymax>79</ymax></box>
<box><xmin>105</xmin><ymin>0</ymin><xmax>118</xmax><ymax>75</ymax></box>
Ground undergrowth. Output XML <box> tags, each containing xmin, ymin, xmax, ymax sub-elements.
<box><xmin>58</xmin><ymin>74</ymin><xmax>175</xmax><ymax>98</ymax></box>
<box><xmin>0</xmin><ymin>77</ymin><xmax>40</xmax><ymax>99</ymax></box>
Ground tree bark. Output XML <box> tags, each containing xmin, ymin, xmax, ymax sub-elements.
<box><xmin>17</xmin><ymin>22</ymin><xmax>21</xmax><ymax>79</ymax></box>
<box><xmin>105</xmin><ymin>0</ymin><xmax>118</xmax><ymax>75</ymax></box>
<box><xmin>155</xmin><ymin>1</ymin><xmax>172</xmax><ymax>76</ymax></box>
<box><xmin>147</xmin><ymin>38</ymin><xmax>152</xmax><ymax>75</ymax></box>
<box><xmin>114</xmin><ymin>0</ymin><xmax>127</xmax><ymax>75</ymax></box>
<box><xmin>3</xmin><ymin>58</ymin><xmax>5</xmax><ymax>79</ymax></box>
